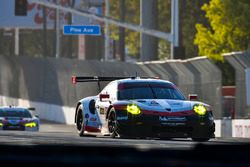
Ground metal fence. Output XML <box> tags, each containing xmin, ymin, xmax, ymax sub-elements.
<box><xmin>224</xmin><ymin>51</ymin><xmax>250</xmax><ymax>118</ymax></box>
<box><xmin>0</xmin><ymin>55</ymin><xmax>222</xmax><ymax>118</ymax></box>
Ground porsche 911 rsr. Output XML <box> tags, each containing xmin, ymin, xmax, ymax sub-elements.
<box><xmin>0</xmin><ymin>106</ymin><xmax>39</xmax><ymax>131</ymax></box>
<box><xmin>73</xmin><ymin>76</ymin><xmax>215</xmax><ymax>141</ymax></box>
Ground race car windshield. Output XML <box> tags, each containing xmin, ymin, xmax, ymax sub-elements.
<box><xmin>118</xmin><ymin>82</ymin><xmax>186</xmax><ymax>100</ymax></box>
<box><xmin>0</xmin><ymin>109</ymin><xmax>32</xmax><ymax>118</ymax></box>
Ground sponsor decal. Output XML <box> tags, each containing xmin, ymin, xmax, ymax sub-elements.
<box><xmin>117</xmin><ymin>116</ymin><xmax>128</xmax><ymax>121</ymax></box>
<box><xmin>171</xmin><ymin>103</ymin><xmax>181</xmax><ymax>106</ymax></box>
<box><xmin>161</xmin><ymin>122</ymin><xmax>186</xmax><ymax>126</ymax></box>
<box><xmin>90</xmin><ymin>117</ymin><xmax>97</xmax><ymax>122</ymax></box>
<box><xmin>150</xmin><ymin>101</ymin><xmax>159</xmax><ymax>106</ymax></box>
<box><xmin>99</xmin><ymin>108</ymin><xmax>105</xmax><ymax>115</ymax></box>
<box><xmin>85</xmin><ymin>113</ymin><xmax>89</xmax><ymax>118</ymax></box>
<box><xmin>159</xmin><ymin>116</ymin><xmax>186</xmax><ymax>122</ymax></box>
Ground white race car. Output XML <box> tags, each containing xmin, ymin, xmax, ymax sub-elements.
<box><xmin>72</xmin><ymin>76</ymin><xmax>215</xmax><ymax>141</ymax></box>
<box><xmin>0</xmin><ymin>106</ymin><xmax>39</xmax><ymax>131</ymax></box>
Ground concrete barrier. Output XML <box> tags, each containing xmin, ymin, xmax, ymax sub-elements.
<box><xmin>0</xmin><ymin>55</ymin><xmax>222</xmax><ymax>124</ymax></box>
<box><xmin>224</xmin><ymin>52</ymin><xmax>250</xmax><ymax>118</ymax></box>
<box><xmin>214</xmin><ymin>120</ymin><xmax>221</xmax><ymax>137</ymax></box>
<box><xmin>221</xmin><ymin>118</ymin><xmax>232</xmax><ymax>137</ymax></box>
<box><xmin>0</xmin><ymin>95</ymin><xmax>75</xmax><ymax>124</ymax></box>
<box><xmin>214</xmin><ymin>119</ymin><xmax>250</xmax><ymax>138</ymax></box>
<box><xmin>232</xmin><ymin>119</ymin><xmax>250</xmax><ymax>138</ymax></box>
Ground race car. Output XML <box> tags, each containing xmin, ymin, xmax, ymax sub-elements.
<box><xmin>72</xmin><ymin>76</ymin><xmax>215</xmax><ymax>141</ymax></box>
<box><xmin>0</xmin><ymin>106</ymin><xmax>39</xmax><ymax>131</ymax></box>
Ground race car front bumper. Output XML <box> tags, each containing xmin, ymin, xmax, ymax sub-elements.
<box><xmin>1</xmin><ymin>125</ymin><xmax>25</xmax><ymax>131</ymax></box>
<box><xmin>0</xmin><ymin>123</ymin><xmax>39</xmax><ymax>131</ymax></box>
<box><xmin>116</xmin><ymin>112</ymin><xmax>215</xmax><ymax>138</ymax></box>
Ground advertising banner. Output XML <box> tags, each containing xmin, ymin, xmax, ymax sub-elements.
<box><xmin>0</xmin><ymin>0</ymin><xmax>103</xmax><ymax>29</ymax></box>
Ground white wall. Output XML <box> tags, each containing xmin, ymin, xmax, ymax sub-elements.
<box><xmin>232</xmin><ymin>119</ymin><xmax>250</xmax><ymax>138</ymax></box>
<box><xmin>214</xmin><ymin>120</ymin><xmax>221</xmax><ymax>137</ymax></box>
<box><xmin>0</xmin><ymin>95</ymin><xmax>75</xmax><ymax>125</ymax></box>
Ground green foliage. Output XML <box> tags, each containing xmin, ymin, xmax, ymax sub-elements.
<box><xmin>109</xmin><ymin>0</ymin><xmax>209</xmax><ymax>59</ymax></box>
<box><xmin>181</xmin><ymin>0</ymin><xmax>209</xmax><ymax>58</ymax></box>
<box><xmin>109</xmin><ymin>0</ymin><xmax>140</xmax><ymax>57</ymax></box>
<box><xmin>194</xmin><ymin>0</ymin><xmax>250</xmax><ymax>61</ymax></box>
<box><xmin>109</xmin><ymin>0</ymin><xmax>172</xmax><ymax>59</ymax></box>
<box><xmin>158</xmin><ymin>0</ymin><xmax>171</xmax><ymax>60</ymax></box>
<box><xmin>158</xmin><ymin>40</ymin><xmax>170</xmax><ymax>60</ymax></box>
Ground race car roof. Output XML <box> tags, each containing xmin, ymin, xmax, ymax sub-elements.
<box><xmin>0</xmin><ymin>107</ymin><xmax>29</xmax><ymax>112</ymax></box>
<box><xmin>115</xmin><ymin>78</ymin><xmax>173</xmax><ymax>85</ymax></box>
<box><xmin>0</xmin><ymin>106</ymin><xmax>35</xmax><ymax>111</ymax></box>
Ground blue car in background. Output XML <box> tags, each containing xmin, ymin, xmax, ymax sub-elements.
<box><xmin>0</xmin><ymin>106</ymin><xmax>39</xmax><ymax>131</ymax></box>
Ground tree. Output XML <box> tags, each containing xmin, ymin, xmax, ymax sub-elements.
<box><xmin>109</xmin><ymin>0</ymin><xmax>169</xmax><ymax>59</ymax></box>
<box><xmin>158</xmin><ymin>0</ymin><xmax>171</xmax><ymax>60</ymax></box>
<box><xmin>108</xmin><ymin>0</ymin><xmax>209</xmax><ymax>60</ymax></box>
<box><xmin>109</xmin><ymin>0</ymin><xmax>140</xmax><ymax>58</ymax></box>
<box><xmin>194</xmin><ymin>0</ymin><xmax>250</xmax><ymax>61</ymax></box>
<box><xmin>181</xmin><ymin>0</ymin><xmax>209</xmax><ymax>58</ymax></box>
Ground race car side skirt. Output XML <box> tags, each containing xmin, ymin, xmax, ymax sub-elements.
<box><xmin>84</xmin><ymin>125</ymin><xmax>101</xmax><ymax>133</ymax></box>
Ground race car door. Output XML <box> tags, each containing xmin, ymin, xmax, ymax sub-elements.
<box><xmin>95</xmin><ymin>81</ymin><xmax>117</xmax><ymax>133</ymax></box>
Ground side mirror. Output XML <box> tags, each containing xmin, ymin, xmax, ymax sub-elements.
<box><xmin>189</xmin><ymin>94</ymin><xmax>198</xmax><ymax>101</ymax></box>
<box><xmin>99</xmin><ymin>94</ymin><xmax>110</xmax><ymax>102</ymax></box>
<box><xmin>28</xmin><ymin>107</ymin><xmax>36</xmax><ymax>111</ymax></box>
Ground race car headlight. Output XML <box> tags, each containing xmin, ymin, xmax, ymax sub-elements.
<box><xmin>0</xmin><ymin>122</ymin><xmax>3</xmax><ymax>127</ymax></box>
<box><xmin>193</xmin><ymin>104</ymin><xmax>207</xmax><ymax>116</ymax></box>
<box><xmin>127</xmin><ymin>104</ymin><xmax>141</xmax><ymax>115</ymax></box>
<box><xmin>25</xmin><ymin>122</ymin><xmax>37</xmax><ymax>128</ymax></box>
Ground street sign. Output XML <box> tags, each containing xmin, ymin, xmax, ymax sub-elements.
<box><xmin>63</xmin><ymin>25</ymin><xmax>101</xmax><ymax>35</ymax></box>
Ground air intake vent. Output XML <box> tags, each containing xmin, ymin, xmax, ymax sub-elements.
<box><xmin>166</xmin><ymin>108</ymin><xmax>171</xmax><ymax>111</ymax></box>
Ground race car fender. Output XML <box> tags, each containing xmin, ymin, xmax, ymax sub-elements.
<box><xmin>75</xmin><ymin>96</ymin><xmax>96</xmax><ymax>123</ymax></box>
<box><xmin>75</xmin><ymin>96</ymin><xmax>102</xmax><ymax>129</ymax></box>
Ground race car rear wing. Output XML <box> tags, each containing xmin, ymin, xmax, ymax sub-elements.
<box><xmin>71</xmin><ymin>76</ymin><xmax>131</xmax><ymax>84</ymax></box>
<box><xmin>72</xmin><ymin>76</ymin><xmax>134</xmax><ymax>91</ymax></box>
<box><xmin>71</xmin><ymin>76</ymin><xmax>159</xmax><ymax>91</ymax></box>
<box><xmin>71</xmin><ymin>76</ymin><xmax>160</xmax><ymax>84</ymax></box>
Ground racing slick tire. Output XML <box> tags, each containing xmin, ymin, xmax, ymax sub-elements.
<box><xmin>107</xmin><ymin>108</ymin><xmax>118</xmax><ymax>138</ymax></box>
<box><xmin>76</xmin><ymin>105</ymin><xmax>85</xmax><ymax>137</ymax></box>
<box><xmin>108</xmin><ymin>108</ymin><xmax>128</xmax><ymax>138</ymax></box>
<box><xmin>108</xmin><ymin>108</ymin><xmax>129</xmax><ymax>138</ymax></box>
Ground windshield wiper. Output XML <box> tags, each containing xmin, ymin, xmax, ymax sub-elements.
<box><xmin>148</xmin><ymin>84</ymin><xmax>157</xmax><ymax>99</ymax></box>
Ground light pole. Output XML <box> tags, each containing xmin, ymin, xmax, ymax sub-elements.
<box><xmin>14</xmin><ymin>28</ymin><xmax>19</xmax><ymax>56</ymax></box>
<box><xmin>104</xmin><ymin>0</ymin><xmax>110</xmax><ymax>61</ymax></box>
<box><xmin>170</xmin><ymin>0</ymin><xmax>179</xmax><ymax>59</ymax></box>
<box><xmin>55</xmin><ymin>3</ymin><xmax>60</xmax><ymax>58</ymax></box>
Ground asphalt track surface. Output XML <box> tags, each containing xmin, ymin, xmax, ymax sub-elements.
<box><xmin>2</xmin><ymin>121</ymin><xmax>250</xmax><ymax>167</ymax></box>
<box><xmin>0</xmin><ymin>120</ymin><xmax>250</xmax><ymax>149</ymax></box>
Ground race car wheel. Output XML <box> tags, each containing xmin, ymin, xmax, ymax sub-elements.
<box><xmin>108</xmin><ymin>109</ymin><xmax>118</xmax><ymax>138</ymax></box>
<box><xmin>76</xmin><ymin>106</ymin><xmax>85</xmax><ymax>137</ymax></box>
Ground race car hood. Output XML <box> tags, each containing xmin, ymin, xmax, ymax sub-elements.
<box><xmin>128</xmin><ymin>99</ymin><xmax>202</xmax><ymax>112</ymax></box>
